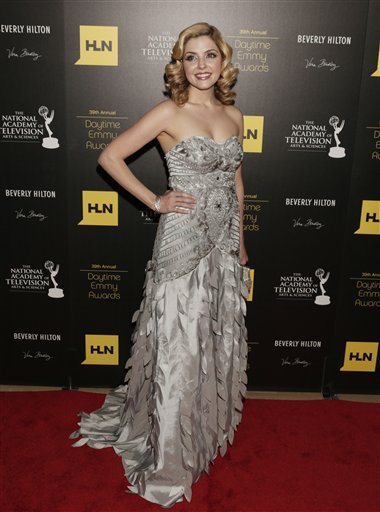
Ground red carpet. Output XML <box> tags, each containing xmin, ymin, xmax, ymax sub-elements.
<box><xmin>0</xmin><ymin>391</ymin><xmax>379</xmax><ymax>512</ymax></box>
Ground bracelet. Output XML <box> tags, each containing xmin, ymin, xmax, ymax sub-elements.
<box><xmin>153</xmin><ymin>195</ymin><xmax>161</xmax><ymax>213</ymax></box>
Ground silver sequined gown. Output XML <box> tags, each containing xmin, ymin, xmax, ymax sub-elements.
<box><xmin>69</xmin><ymin>135</ymin><xmax>249</xmax><ymax>508</ymax></box>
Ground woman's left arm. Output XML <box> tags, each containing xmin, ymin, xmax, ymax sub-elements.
<box><xmin>234</xmin><ymin>107</ymin><xmax>248</xmax><ymax>266</ymax></box>
<box><xmin>235</xmin><ymin>165</ymin><xmax>248</xmax><ymax>265</ymax></box>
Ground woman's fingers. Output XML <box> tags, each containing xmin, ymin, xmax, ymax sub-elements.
<box><xmin>160</xmin><ymin>190</ymin><xmax>196</xmax><ymax>213</ymax></box>
<box><xmin>173</xmin><ymin>192</ymin><xmax>196</xmax><ymax>212</ymax></box>
<box><xmin>174</xmin><ymin>192</ymin><xmax>196</xmax><ymax>203</ymax></box>
<box><xmin>175</xmin><ymin>206</ymin><xmax>192</xmax><ymax>213</ymax></box>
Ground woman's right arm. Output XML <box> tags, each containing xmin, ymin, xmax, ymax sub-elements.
<box><xmin>97</xmin><ymin>101</ymin><xmax>195</xmax><ymax>213</ymax></box>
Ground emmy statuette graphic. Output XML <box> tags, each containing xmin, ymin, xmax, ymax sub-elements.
<box><xmin>45</xmin><ymin>260</ymin><xmax>64</xmax><ymax>298</ymax></box>
<box><xmin>39</xmin><ymin>106</ymin><xmax>60</xmax><ymax>149</ymax></box>
<box><xmin>328</xmin><ymin>115</ymin><xmax>345</xmax><ymax>158</ymax></box>
<box><xmin>314</xmin><ymin>268</ymin><xmax>330</xmax><ymax>305</ymax></box>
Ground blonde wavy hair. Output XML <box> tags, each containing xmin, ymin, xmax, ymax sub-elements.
<box><xmin>164</xmin><ymin>22</ymin><xmax>238</xmax><ymax>106</ymax></box>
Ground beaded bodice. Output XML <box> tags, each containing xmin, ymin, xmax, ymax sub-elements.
<box><xmin>151</xmin><ymin>135</ymin><xmax>244</xmax><ymax>283</ymax></box>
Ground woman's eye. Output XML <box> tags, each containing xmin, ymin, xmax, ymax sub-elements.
<box><xmin>184</xmin><ymin>55</ymin><xmax>195</xmax><ymax>61</ymax></box>
<box><xmin>207</xmin><ymin>53</ymin><xmax>217</xmax><ymax>58</ymax></box>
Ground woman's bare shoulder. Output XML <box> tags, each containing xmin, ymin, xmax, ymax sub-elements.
<box><xmin>224</xmin><ymin>104</ymin><xmax>244</xmax><ymax>137</ymax></box>
<box><xmin>151</xmin><ymin>98</ymin><xmax>180</xmax><ymax>116</ymax></box>
<box><xmin>225</xmin><ymin>104</ymin><xmax>243</xmax><ymax>120</ymax></box>
<box><xmin>131</xmin><ymin>99</ymin><xmax>179</xmax><ymax>135</ymax></box>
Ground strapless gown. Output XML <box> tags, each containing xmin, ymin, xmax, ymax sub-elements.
<box><xmin>69</xmin><ymin>135</ymin><xmax>249</xmax><ymax>508</ymax></box>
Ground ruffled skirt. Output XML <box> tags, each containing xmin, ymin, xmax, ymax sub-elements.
<box><xmin>69</xmin><ymin>246</ymin><xmax>249</xmax><ymax>508</ymax></box>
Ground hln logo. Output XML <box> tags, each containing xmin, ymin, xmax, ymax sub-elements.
<box><xmin>82</xmin><ymin>334</ymin><xmax>119</xmax><ymax>365</ymax></box>
<box><xmin>88</xmin><ymin>203</ymin><xmax>113</xmax><ymax>214</ymax></box>
<box><xmin>243</xmin><ymin>116</ymin><xmax>264</xmax><ymax>153</ymax></box>
<box><xmin>354</xmin><ymin>200</ymin><xmax>380</xmax><ymax>235</ymax></box>
<box><xmin>86</xmin><ymin>40</ymin><xmax>112</xmax><ymax>52</ymax></box>
<box><xmin>75</xmin><ymin>26</ymin><xmax>118</xmax><ymax>66</ymax></box>
<box><xmin>79</xmin><ymin>191</ymin><xmax>118</xmax><ymax>226</ymax></box>
<box><xmin>340</xmin><ymin>341</ymin><xmax>379</xmax><ymax>372</ymax></box>
<box><xmin>350</xmin><ymin>352</ymin><xmax>372</xmax><ymax>361</ymax></box>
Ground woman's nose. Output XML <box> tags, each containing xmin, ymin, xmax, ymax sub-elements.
<box><xmin>197</xmin><ymin>57</ymin><xmax>206</xmax><ymax>68</ymax></box>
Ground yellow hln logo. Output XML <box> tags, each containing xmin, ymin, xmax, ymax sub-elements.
<box><xmin>243</xmin><ymin>116</ymin><xmax>264</xmax><ymax>153</ymax></box>
<box><xmin>354</xmin><ymin>200</ymin><xmax>380</xmax><ymax>235</ymax></box>
<box><xmin>371</xmin><ymin>44</ymin><xmax>380</xmax><ymax>77</ymax></box>
<box><xmin>79</xmin><ymin>191</ymin><xmax>118</xmax><ymax>226</ymax></box>
<box><xmin>75</xmin><ymin>26</ymin><xmax>118</xmax><ymax>66</ymax></box>
<box><xmin>247</xmin><ymin>269</ymin><xmax>255</xmax><ymax>302</ymax></box>
<box><xmin>340</xmin><ymin>341</ymin><xmax>379</xmax><ymax>372</ymax></box>
<box><xmin>82</xmin><ymin>334</ymin><xmax>119</xmax><ymax>365</ymax></box>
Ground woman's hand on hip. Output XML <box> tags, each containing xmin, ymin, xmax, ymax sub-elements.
<box><xmin>159</xmin><ymin>190</ymin><xmax>196</xmax><ymax>214</ymax></box>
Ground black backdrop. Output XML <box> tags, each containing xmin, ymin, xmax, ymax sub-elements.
<box><xmin>1</xmin><ymin>0</ymin><xmax>379</xmax><ymax>394</ymax></box>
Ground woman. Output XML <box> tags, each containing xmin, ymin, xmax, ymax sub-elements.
<box><xmin>70</xmin><ymin>22</ymin><xmax>250</xmax><ymax>508</ymax></box>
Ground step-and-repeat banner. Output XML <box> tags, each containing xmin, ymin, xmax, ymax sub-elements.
<box><xmin>1</xmin><ymin>0</ymin><xmax>379</xmax><ymax>394</ymax></box>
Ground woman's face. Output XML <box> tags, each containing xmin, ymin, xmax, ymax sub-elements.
<box><xmin>182</xmin><ymin>35</ymin><xmax>222</xmax><ymax>92</ymax></box>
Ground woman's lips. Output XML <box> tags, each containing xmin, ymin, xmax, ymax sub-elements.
<box><xmin>194</xmin><ymin>73</ymin><xmax>212</xmax><ymax>80</ymax></box>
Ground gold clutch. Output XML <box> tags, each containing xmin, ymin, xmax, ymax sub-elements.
<box><xmin>241</xmin><ymin>265</ymin><xmax>252</xmax><ymax>292</ymax></box>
